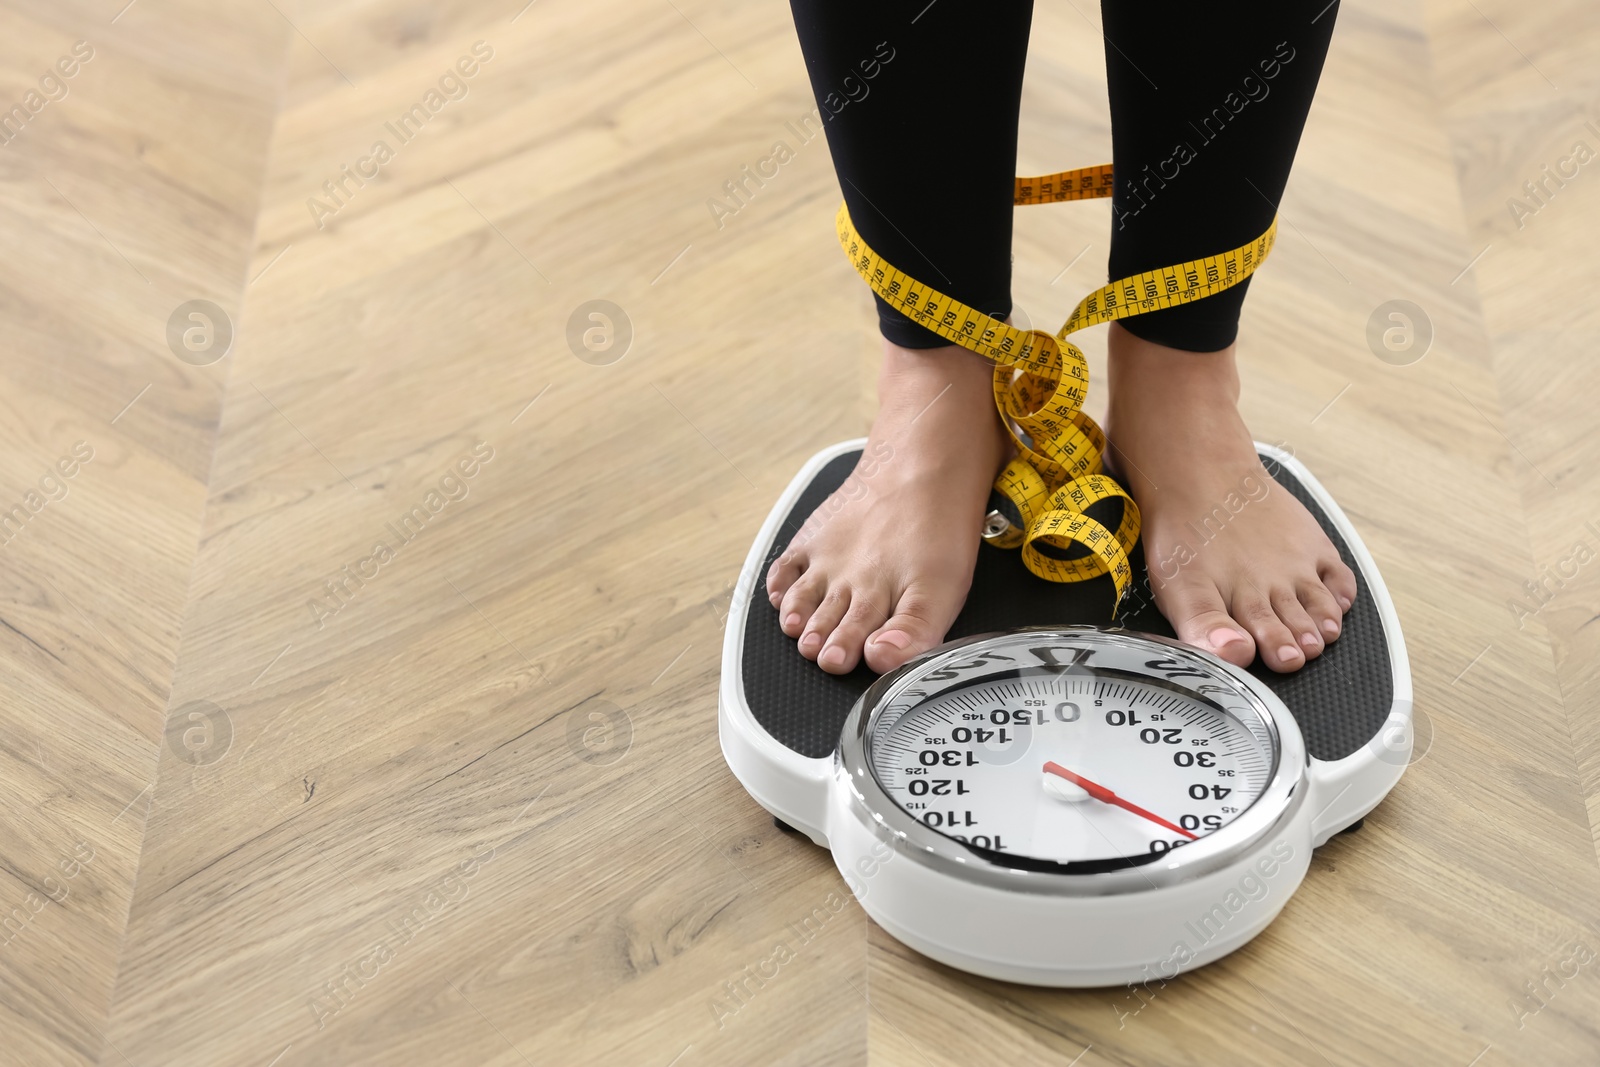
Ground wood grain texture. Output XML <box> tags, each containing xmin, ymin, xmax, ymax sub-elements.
<box><xmin>1422</xmin><ymin>0</ymin><xmax>1600</xmax><ymax>869</ymax></box>
<box><xmin>0</xmin><ymin>1</ymin><xmax>285</xmax><ymax>1064</ymax></box>
<box><xmin>0</xmin><ymin>0</ymin><xmax>1595</xmax><ymax>1063</ymax></box>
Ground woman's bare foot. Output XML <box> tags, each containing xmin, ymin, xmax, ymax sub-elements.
<box><xmin>766</xmin><ymin>339</ymin><xmax>1010</xmax><ymax>675</ymax></box>
<box><xmin>1105</xmin><ymin>322</ymin><xmax>1358</xmax><ymax>673</ymax></box>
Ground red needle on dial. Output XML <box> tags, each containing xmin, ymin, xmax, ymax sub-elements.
<box><xmin>1042</xmin><ymin>761</ymin><xmax>1198</xmax><ymax>840</ymax></box>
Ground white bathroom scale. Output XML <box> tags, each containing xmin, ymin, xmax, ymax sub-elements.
<box><xmin>719</xmin><ymin>440</ymin><xmax>1412</xmax><ymax>987</ymax></box>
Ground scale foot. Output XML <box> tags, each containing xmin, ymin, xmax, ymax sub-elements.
<box><xmin>1336</xmin><ymin>817</ymin><xmax>1364</xmax><ymax>836</ymax></box>
<box><xmin>774</xmin><ymin>817</ymin><xmax>798</xmax><ymax>834</ymax></box>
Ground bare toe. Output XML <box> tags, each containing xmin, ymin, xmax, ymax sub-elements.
<box><xmin>1298</xmin><ymin>579</ymin><xmax>1344</xmax><ymax>643</ymax></box>
<box><xmin>767</xmin><ymin>547</ymin><xmax>806</xmax><ymax>606</ymax></box>
<box><xmin>820</xmin><ymin>581</ymin><xmax>892</xmax><ymax>674</ymax></box>
<box><xmin>1321</xmin><ymin>557</ymin><xmax>1358</xmax><ymax>613</ymax></box>
<box><xmin>864</xmin><ymin>585</ymin><xmax>959</xmax><ymax>674</ymax></box>
<box><xmin>779</xmin><ymin>571</ymin><xmax>826</xmax><ymax>640</ymax></box>
<box><xmin>798</xmin><ymin>585</ymin><xmax>852</xmax><ymax>661</ymax></box>
<box><xmin>1232</xmin><ymin>586</ymin><xmax>1305</xmax><ymax>672</ymax></box>
<box><xmin>1156</xmin><ymin>577</ymin><xmax>1255</xmax><ymax>667</ymax></box>
<box><xmin>1270</xmin><ymin>586</ymin><xmax>1324</xmax><ymax>660</ymax></box>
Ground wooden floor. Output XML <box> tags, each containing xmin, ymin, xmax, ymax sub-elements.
<box><xmin>2</xmin><ymin>0</ymin><xmax>1599</xmax><ymax>1063</ymax></box>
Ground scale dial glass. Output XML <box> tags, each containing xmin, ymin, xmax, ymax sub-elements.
<box><xmin>868</xmin><ymin>667</ymin><xmax>1277</xmax><ymax>869</ymax></box>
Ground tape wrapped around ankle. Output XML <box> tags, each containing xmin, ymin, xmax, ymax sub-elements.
<box><xmin>835</xmin><ymin>163</ymin><xmax>1277</xmax><ymax>610</ymax></box>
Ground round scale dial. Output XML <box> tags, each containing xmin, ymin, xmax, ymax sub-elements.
<box><xmin>869</xmin><ymin>670</ymin><xmax>1275</xmax><ymax>868</ymax></box>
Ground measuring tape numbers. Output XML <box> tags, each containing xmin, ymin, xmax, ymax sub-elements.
<box><xmin>835</xmin><ymin>164</ymin><xmax>1278</xmax><ymax>610</ymax></box>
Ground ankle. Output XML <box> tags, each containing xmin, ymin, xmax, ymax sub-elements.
<box><xmin>881</xmin><ymin>335</ymin><xmax>991</xmax><ymax>371</ymax></box>
<box><xmin>1107</xmin><ymin>323</ymin><xmax>1240</xmax><ymax>405</ymax></box>
<box><xmin>878</xmin><ymin>338</ymin><xmax>997</xmax><ymax>405</ymax></box>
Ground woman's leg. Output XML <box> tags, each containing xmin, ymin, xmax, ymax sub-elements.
<box><xmin>768</xmin><ymin>1</ymin><xmax>1032</xmax><ymax>674</ymax></box>
<box><xmin>1100</xmin><ymin>0</ymin><xmax>1358</xmax><ymax>672</ymax></box>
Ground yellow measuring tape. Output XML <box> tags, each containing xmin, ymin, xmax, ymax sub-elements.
<box><xmin>835</xmin><ymin>164</ymin><xmax>1277</xmax><ymax>611</ymax></box>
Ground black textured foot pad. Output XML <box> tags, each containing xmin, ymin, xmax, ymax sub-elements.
<box><xmin>740</xmin><ymin>449</ymin><xmax>1393</xmax><ymax>763</ymax></box>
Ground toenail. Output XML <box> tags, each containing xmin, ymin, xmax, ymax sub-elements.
<box><xmin>784</xmin><ymin>612</ymin><xmax>801</xmax><ymax>630</ymax></box>
<box><xmin>873</xmin><ymin>630</ymin><xmax>911</xmax><ymax>650</ymax></box>
<box><xmin>1337</xmin><ymin>596</ymin><xmax>1351</xmax><ymax>611</ymax></box>
<box><xmin>820</xmin><ymin>645</ymin><xmax>846</xmax><ymax>668</ymax></box>
<box><xmin>1207</xmin><ymin>627</ymin><xmax>1247</xmax><ymax>651</ymax></box>
<box><xmin>1321</xmin><ymin>618</ymin><xmax>1340</xmax><ymax>638</ymax></box>
<box><xmin>1299</xmin><ymin>633</ymin><xmax>1321</xmax><ymax>650</ymax></box>
<box><xmin>799</xmin><ymin>632</ymin><xmax>821</xmax><ymax>653</ymax></box>
<box><xmin>1277</xmin><ymin>644</ymin><xmax>1301</xmax><ymax>663</ymax></box>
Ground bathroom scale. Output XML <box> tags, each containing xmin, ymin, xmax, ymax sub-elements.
<box><xmin>718</xmin><ymin>439</ymin><xmax>1412</xmax><ymax>987</ymax></box>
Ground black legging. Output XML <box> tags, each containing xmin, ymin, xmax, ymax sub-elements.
<box><xmin>789</xmin><ymin>1</ymin><xmax>1338</xmax><ymax>352</ymax></box>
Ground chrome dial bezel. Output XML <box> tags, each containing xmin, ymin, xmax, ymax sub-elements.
<box><xmin>837</xmin><ymin>627</ymin><xmax>1307</xmax><ymax>896</ymax></box>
